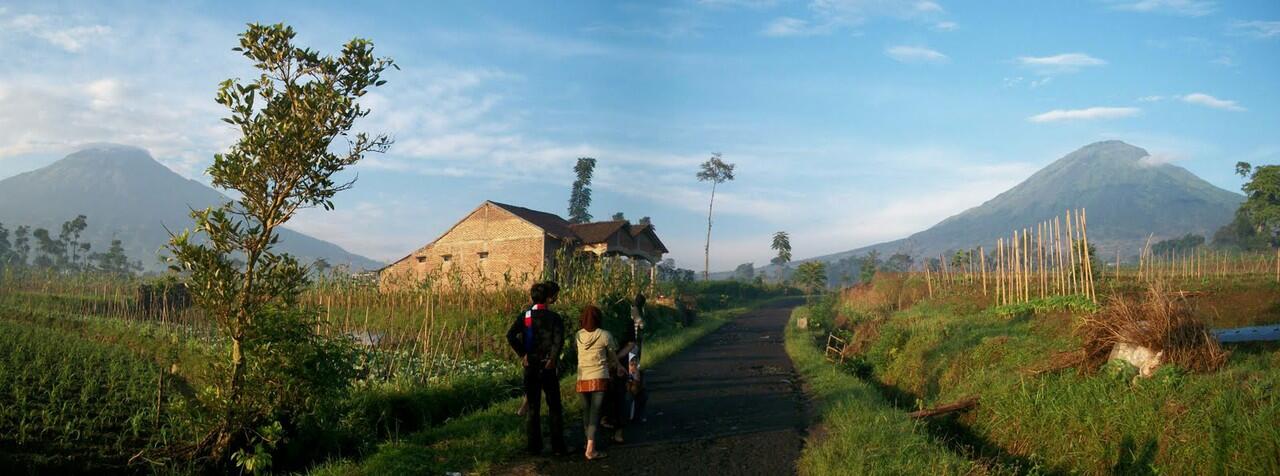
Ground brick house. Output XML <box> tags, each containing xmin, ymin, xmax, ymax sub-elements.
<box><xmin>379</xmin><ymin>201</ymin><xmax>667</xmax><ymax>289</ymax></box>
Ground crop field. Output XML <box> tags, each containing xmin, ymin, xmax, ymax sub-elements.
<box><xmin>0</xmin><ymin>261</ymin><xmax>784</xmax><ymax>474</ymax></box>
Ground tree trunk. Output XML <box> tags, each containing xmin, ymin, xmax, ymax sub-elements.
<box><xmin>704</xmin><ymin>182</ymin><xmax>717</xmax><ymax>281</ymax></box>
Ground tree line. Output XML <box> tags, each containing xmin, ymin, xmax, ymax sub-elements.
<box><xmin>0</xmin><ymin>215</ymin><xmax>141</xmax><ymax>275</ymax></box>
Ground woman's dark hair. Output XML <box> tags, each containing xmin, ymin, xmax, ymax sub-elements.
<box><xmin>634</xmin><ymin>293</ymin><xmax>646</xmax><ymax>308</ymax></box>
<box><xmin>530</xmin><ymin>282</ymin><xmax>548</xmax><ymax>304</ymax></box>
<box><xmin>580</xmin><ymin>305</ymin><xmax>602</xmax><ymax>332</ymax></box>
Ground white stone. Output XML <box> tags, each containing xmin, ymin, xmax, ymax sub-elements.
<box><xmin>1108</xmin><ymin>342</ymin><xmax>1163</xmax><ymax>378</ymax></box>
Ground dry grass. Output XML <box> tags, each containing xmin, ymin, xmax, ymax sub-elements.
<box><xmin>1079</xmin><ymin>285</ymin><xmax>1228</xmax><ymax>373</ymax></box>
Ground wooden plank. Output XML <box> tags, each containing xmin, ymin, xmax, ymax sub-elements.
<box><xmin>908</xmin><ymin>397</ymin><xmax>979</xmax><ymax>419</ymax></box>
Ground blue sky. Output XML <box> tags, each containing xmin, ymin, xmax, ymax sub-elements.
<box><xmin>1</xmin><ymin>0</ymin><xmax>1277</xmax><ymax>270</ymax></box>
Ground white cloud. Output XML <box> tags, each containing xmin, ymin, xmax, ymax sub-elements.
<box><xmin>1230</xmin><ymin>20</ymin><xmax>1280</xmax><ymax>39</ymax></box>
<box><xmin>884</xmin><ymin>45</ymin><xmax>948</xmax><ymax>64</ymax></box>
<box><xmin>761</xmin><ymin>17</ymin><xmax>816</xmax><ymax>37</ymax></box>
<box><xmin>1110</xmin><ymin>0</ymin><xmax>1215</xmax><ymax>17</ymax></box>
<box><xmin>1138</xmin><ymin>152</ymin><xmax>1185</xmax><ymax>167</ymax></box>
<box><xmin>1180</xmin><ymin>92</ymin><xmax>1245</xmax><ymax>111</ymax></box>
<box><xmin>1028</xmin><ymin>107</ymin><xmax>1141</xmax><ymax>123</ymax></box>
<box><xmin>697</xmin><ymin>0</ymin><xmax>781</xmax><ymax>8</ymax></box>
<box><xmin>1015</xmin><ymin>53</ymin><xmax>1106</xmax><ymax>74</ymax></box>
<box><xmin>932</xmin><ymin>20</ymin><xmax>958</xmax><ymax>31</ymax></box>
<box><xmin>4</xmin><ymin>13</ymin><xmax>111</xmax><ymax>52</ymax></box>
<box><xmin>762</xmin><ymin>0</ymin><xmax>950</xmax><ymax>37</ymax></box>
<box><xmin>1138</xmin><ymin>95</ymin><xmax>1164</xmax><ymax>102</ymax></box>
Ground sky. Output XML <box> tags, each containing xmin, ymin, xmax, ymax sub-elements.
<box><xmin>1</xmin><ymin>0</ymin><xmax>1277</xmax><ymax>271</ymax></box>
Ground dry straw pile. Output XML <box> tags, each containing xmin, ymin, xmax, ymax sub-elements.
<box><xmin>1079</xmin><ymin>285</ymin><xmax>1228</xmax><ymax>373</ymax></box>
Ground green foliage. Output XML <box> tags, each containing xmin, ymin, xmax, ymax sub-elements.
<box><xmin>793</xmin><ymin>261</ymin><xmax>827</xmax><ymax>292</ymax></box>
<box><xmin>848</xmin><ymin>291</ymin><xmax>1280</xmax><ymax>474</ymax></box>
<box><xmin>1151</xmin><ymin>233</ymin><xmax>1205</xmax><ymax>256</ymax></box>
<box><xmin>1212</xmin><ymin>209</ymin><xmax>1272</xmax><ymax>251</ymax></box>
<box><xmin>1234</xmin><ymin>162</ymin><xmax>1280</xmax><ymax>247</ymax></box>
<box><xmin>785</xmin><ymin>307</ymin><xmax>974</xmax><ymax>475</ymax></box>
<box><xmin>567</xmin><ymin>157</ymin><xmax>596</xmax><ymax>224</ymax></box>
<box><xmin>993</xmin><ymin>294</ymin><xmax>1099</xmax><ymax>318</ymax></box>
<box><xmin>733</xmin><ymin>262</ymin><xmax>755</xmax><ymax>281</ymax></box>
<box><xmin>91</xmin><ymin>239</ymin><xmax>142</xmax><ymax>276</ymax></box>
<box><xmin>163</xmin><ymin>22</ymin><xmax>394</xmax><ymax>470</ymax></box>
<box><xmin>0</xmin><ymin>319</ymin><xmax>195</xmax><ymax>473</ymax></box>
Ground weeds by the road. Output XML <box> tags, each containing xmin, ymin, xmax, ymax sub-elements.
<box><xmin>786</xmin><ymin>306</ymin><xmax>975</xmax><ymax>476</ymax></box>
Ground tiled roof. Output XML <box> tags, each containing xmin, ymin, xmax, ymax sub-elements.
<box><xmin>569</xmin><ymin>220</ymin><xmax>628</xmax><ymax>244</ymax></box>
<box><xmin>488</xmin><ymin>201</ymin><xmax>577</xmax><ymax>240</ymax></box>
<box><xmin>630</xmin><ymin>224</ymin><xmax>670</xmax><ymax>253</ymax></box>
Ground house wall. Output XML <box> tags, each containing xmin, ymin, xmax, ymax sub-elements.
<box><xmin>381</xmin><ymin>203</ymin><xmax>547</xmax><ymax>289</ymax></box>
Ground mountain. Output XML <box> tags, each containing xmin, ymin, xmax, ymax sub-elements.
<box><xmin>0</xmin><ymin>144</ymin><xmax>384</xmax><ymax>272</ymax></box>
<box><xmin>772</xmin><ymin>140</ymin><xmax>1244</xmax><ymax>275</ymax></box>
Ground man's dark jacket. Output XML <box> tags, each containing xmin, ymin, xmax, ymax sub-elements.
<box><xmin>505</xmin><ymin>305</ymin><xmax>566</xmax><ymax>367</ymax></box>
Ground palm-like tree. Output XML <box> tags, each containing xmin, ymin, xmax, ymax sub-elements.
<box><xmin>770</xmin><ymin>231</ymin><xmax>791</xmax><ymax>281</ymax></box>
<box><xmin>697</xmin><ymin>153</ymin><xmax>735</xmax><ymax>280</ymax></box>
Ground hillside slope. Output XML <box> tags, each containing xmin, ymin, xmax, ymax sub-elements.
<box><xmin>754</xmin><ymin>140</ymin><xmax>1242</xmax><ymax>277</ymax></box>
<box><xmin>0</xmin><ymin>144</ymin><xmax>383</xmax><ymax>271</ymax></box>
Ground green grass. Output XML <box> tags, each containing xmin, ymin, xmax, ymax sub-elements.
<box><xmin>785</xmin><ymin>306</ymin><xmax>975</xmax><ymax>476</ymax></box>
<box><xmin>855</xmin><ymin>294</ymin><xmax>1280</xmax><ymax>475</ymax></box>
<box><xmin>310</xmin><ymin>300</ymin><xmax>770</xmax><ymax>476</ymax></box>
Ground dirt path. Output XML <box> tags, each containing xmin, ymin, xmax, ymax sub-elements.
<box><xmin>519</xmin><ymin>300</ymin><xmax>807</xmax><ymax>476</ymax></box>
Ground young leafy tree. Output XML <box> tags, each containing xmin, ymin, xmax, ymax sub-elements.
<box><xmin>59</xmin><ymin>215</ymin><xmax>90</xmax><ymax>270</ymax></box>
<box><xmin>12</xmin><ymin>225</ymin><xmax>30</xmax><ymax>266</ymax></box>
<box><xmin>794</xmin><ymin>261</ymin><xmax>827</xmax><ymax>293</ymax></box>
<box><xmin>612</xmin><ymin>212</ymin><xmax>626</xmax><ymax>221</ymax></box>
<box><xmin>165</xmin><ymin>23</ymin><xmax>393</xmax><ymax>467</ymax></box>
<box><xmin>1234</xmin><ymin>162</ymin><xmax>1280</xmax><ymax>247</ymax></box>
<box><xmin>32</xmin><ymin>227</ymin><xmax>63</xmax><ymax>269</ymax></box>
<box><xmin>568</xmin><ymin>157</ymin><xmax>597</xmax><ymax>224</ymax></box>
<box><xmin>697</xmin><ymin>153</ymin><xmax>735</xmax><ymax>280</ymax></box>
<box><xmin>91</xmin><ymin>239</ymin><xmax>140</xmax><ymax>276</ymax></box>
<box><xmin>0</xmin><ymin>223</ymin><xmax>11</xmax><ymax>268</ymax></box>
<box><xmin>639</xmin><ymin>216</ymin><xmax>651</xmax><ymax>225</ymax></box>
<box><xmin>770</xmin><ymin>231</ymin><xmax>791</xmax><ymax>281</ymax></box>
<box><xmin>859</xmin><ymin>250</ymin><xmax>881</xmax><ymax>283</ymax></box>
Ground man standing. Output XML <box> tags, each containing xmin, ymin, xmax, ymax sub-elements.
<box><xmin>506</xmin><ymin>281</ymin><xmax>568</xmax><ymax>456</ymax></box>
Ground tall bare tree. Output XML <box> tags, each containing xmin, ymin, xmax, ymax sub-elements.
<box><xmin>697</xmin><ymin>153</ymin><xmax>735</xmax><ymax>280</ymax></box>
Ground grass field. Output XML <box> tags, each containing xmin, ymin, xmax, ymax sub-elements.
<box><xmin>799</xmin><ymin>272</ymin><xmax>1280</xmax><ymax>475</ymax></box>
<box><xmin>785</xmin><ymin>306</ymin><xmax>975</xmax><ymax>475</ymax></box>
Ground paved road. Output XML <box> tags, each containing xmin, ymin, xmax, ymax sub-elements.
<box><xmin>517</xmin><ymin>300</ymin><xmax>807</xmax><ymax>476</ymax></box>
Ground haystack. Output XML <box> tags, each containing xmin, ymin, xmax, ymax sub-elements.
<box><xmin>1079</xmin><ymin>286</ymin><xmax>1227</xmax><ymax>374</ymax></box>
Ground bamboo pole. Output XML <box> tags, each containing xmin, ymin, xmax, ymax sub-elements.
<box><xmin>1022</xmin><ymin>228</ymin><xmax>1031</xmax><ymax>303</ymax></box>
<box><xmin>1011</xmin><ymin>231</ymin><xmax>1019</xmax><ymax>304</ymax></box>
<box><xmin>1035</xmin><ymin>222</ymin><xmax>1042</xmax><ymax>298</ymax></box>
<box><xmin>1066</xmin><ymin>211</ymin><xmax>1077</xmax><ymax>294</ymax></box>
<box><xmin>980</xmin><ymin>246</ymin><xmax>987</xmax><ymax>297</ymax></box>
<box><xmin>997</xmin><ymin>238</ymin><xmax>1005</xmax><ymax>305</ymax></box>
<box><xmin>1080</xmin><ymin>208</ymin><xmax>1095</xmax><ymax>303</ymax></box>
<box><xmin>1054</xmin><ymin>216</ymin><xmax>1065</xmax><ymax>296</ymax></box>
<box><xmin>925</xmin><ymin>262</ymin><xmax>933</xmax><ymax>298</ymax></box>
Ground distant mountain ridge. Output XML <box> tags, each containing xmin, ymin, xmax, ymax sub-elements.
<box><xmin>748</xmin><ymin>140</ymin><xmax>1243</xmax><ymax>277</ymax></box>
<box><xmin>0</xmin><ymin>144</ymin><xmax>383</xmax><ymax>272</ymax></box>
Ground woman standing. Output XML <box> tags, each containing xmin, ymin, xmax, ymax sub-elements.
<box><xmin>575</xmin><ymin>305</ymin><xmax>620</xmax><ymax>460</ymax></box>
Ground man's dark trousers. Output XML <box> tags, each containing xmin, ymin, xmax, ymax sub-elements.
<box><xmin>524</xmin><ymin>366</ymin><xmax>566</xmax><ymax>454</ymax></box>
